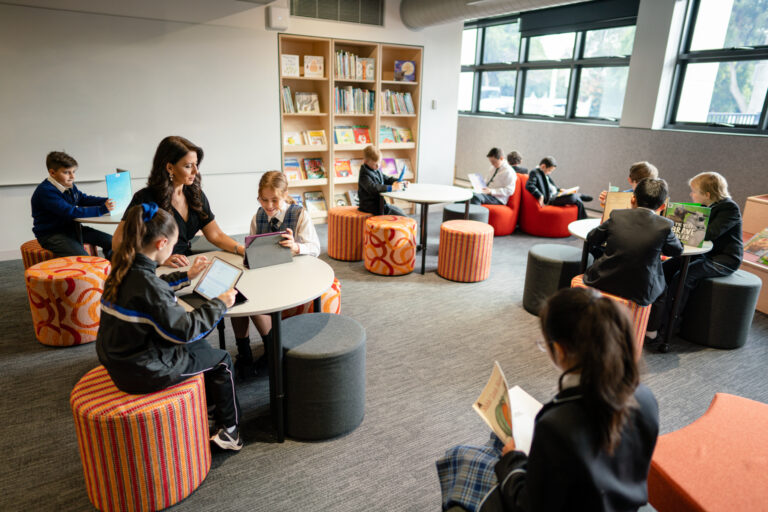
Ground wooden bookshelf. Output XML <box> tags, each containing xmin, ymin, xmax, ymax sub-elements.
<box><xmin>279</xmin><ymin>34</ymin><xmax>422</xmax><ymax>221</ymax></box>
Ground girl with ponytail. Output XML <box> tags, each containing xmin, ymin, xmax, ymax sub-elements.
<box><xmin>98</xmin><ymin>203</ymin><xmax>244</xmax><ymax>451</ymax></box>
<box><xmin>437</xmin><ymin>287</ymin><xmax>659</xmax><ymax>512</ymax></box>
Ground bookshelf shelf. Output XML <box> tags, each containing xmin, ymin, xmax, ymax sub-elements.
<box><xmin>280</xmin><ymin>34</ymin><xmax>422</xmax><ymax>222</ymax></box>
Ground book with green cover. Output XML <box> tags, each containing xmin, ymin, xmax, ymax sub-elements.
<box><xmin>664</xmin><ymin>202</ymin><xmax>711</xmax><ymax>248</ymax></box>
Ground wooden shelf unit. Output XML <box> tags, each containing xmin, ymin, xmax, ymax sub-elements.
<box><xmin>279</xmin><ymin>34</ymin><xmax>422</xmax><ymax>221</ymax></box>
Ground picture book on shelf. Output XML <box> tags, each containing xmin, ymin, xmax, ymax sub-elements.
<box><xmin>304</xmin><ymin>191</ymin><xmax>328</xmax><ymax>213</ymax></box>
<box><xmin>334</xmin><ymin>126</ymin><xmax>356</xmax><ymax>145</ymax></box>
<box><xmin>360</xmin><ymin>58</ymin><xmax>375</xmax><ymax>80</ymax></box>
<box><xmin>284</xmin><ymin>158</ymin><xmax>303</xmax><ymax>180</ymax></box>
<box><xmin>381</xmin><ymin>158</ymin><xmax>398</xmax><ymax>177</ymax></box>
<box><xmin>350</xmin><ymin>159</ymin><xmax>364</xmax><ymax>174</ymax></box>
<box><xmin>395</xmin><ymin>127</ymin><xmax>414</xmax><ymax>143</ymax></box>
<box><xmin>283</xmin><ymin>131</ymin><xmax>302</xmax><ymax>146</ymax></box>
<box><xmin>303</xmin><ymin>158</ymin><xmax>326</xmax><ymax>179</ymax></box>
<box><xmin>281</xmin><ymin>55</ymin><xmax>300</xmax><ymax>77</ymax></box>
<box><xmin>601</xmin><ymin>192</ymin><xmax>634</xmax><ymax>222</ymax></box>
<box><xmin>347</xmin><ymin>189</ymin><xmax>359</xmax><ymax>206</ymax></box>
<box><xmin>334</xmin><ymin>159</ymin><xmax>352</xmax><ymax>178</ymax></box>
<box><xmin>304</xmin><ymin>55</ymin><xmax>324</xmax><ymax>77</ymax></box>
<box><xmin>395</xmin><ymin>158</ymin><xmax>414</xmax><ymax>180</ymax></box>
<box><xmin>282</xmin><ymin>86</ymin><xmax>295</xmax><ymax>113</ymax></box>
<box><xmin>744</xmin><ymin>228</ymin><xmax>768</xmax><ymax>264</ymax></box>
<box><xmin>334</xmin><ymin>194</ymin><xmax>349</xmax><ymax>207</ymax></box>
<box><xmin>353</xmin><ymin>126</ymin><xmax>371</xmax><ymax>144</ymax></box>
<box><xmin>295</xmin><ymin>92</ymin><xmax>320</xmax><ymax>113</ymax></box>
<box><xmin>664</xmin><ymin>202</ymin><xmax>711</xmax><ymax>248</ymax></box>
<box><xmin>305</xmin><ymin>130</ymin><xmax>327</xmax><ymax>145</ymax></box>
<box><xmin>290</xmin><ymin>194</ymin><xmax>304</xmax><ymax>207</ymax></box>
<box><xmin>379</xmin><ymin>125</ymin><xmax>396</xmax><ymax>144</ymax></box>
<box><xmin>394</xmin><ymin>60</ymin><xmax>416</xmax><ymax>82</ymax></box>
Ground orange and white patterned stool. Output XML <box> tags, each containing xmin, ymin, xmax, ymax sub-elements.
<box><xmin>328</xmin><ymin>206</ymin><xmax>373</xmax><ymax>261</ymax></box>
<box><xmin>282</xmin><ymin>277</ymin><xmax>342</xmax><ymax>319</ymax></box>
<box><xmin>571</xmin><ymin>274</ymin><xmax>650</xmax><ymax>360</ymax></box>
<box><xmin>363</xmin><ymin>215</ymin><xmax>417</xmax><ymax>276</ymax></box>
<box><xmin>20</xmin><ymin>239</ymin><xmax>55</xmax><ymax>269</ymax></box>
<box><xmin>25</xmin><ymin>256</ymin><xmax>111</xmax><ymax>346</ymax></box>
<box><xmin>437</xmin><ymin>220</ymin><xmax>494</xmax><ymax>282</ymax></box>
<box><xmin>70</xmin><ymin>366</ymin><xmax>210</xmax><ymax>512</ymax></box>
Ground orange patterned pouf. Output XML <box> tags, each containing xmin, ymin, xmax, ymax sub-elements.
<box><xmin>20</xmin><ymin>239</ymin><xmax>55</xmax><ymax>270</ymax></box>
<box><xmin>25</xmin><ymin>256</ymin><xmax>111</xmax><ymax>346</ymax></box>
<box><xmin>282</xmin><ymin>277</ymin><xmax>342</xmax><ymax>319</ymax></box>
<box><xmin>328</xmin><ymin>206</ymin><xmax>373</xmax><ymax>261</ymax></box>
<box><xmin>363</xmin><ymin>215</ymin><xmax>417</xmax><ymax>276</ymax></box>
<box><xmin>437</xmin><ymin>220</ymin><xmax>494</xmax><ymax>282</ymax></box>
<box><xmin>571</xmin><ymin>274</ymin><xmax>650</xmax><ymax>360</ymax></box>
<box><xmin>70</xmin><ymin>366</ymin><xmax>210</xmax><ymax>512</ymax></box>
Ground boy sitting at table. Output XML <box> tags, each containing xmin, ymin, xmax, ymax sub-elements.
<box><xmin>31</xmin><ymin>151</ymin><xmax>114</xmax><ymax>258</ymax></box>
<box><xmin>598</xmin><ymin>161</ymin><xmax>659</xmax><ymax>207</ymax></box>
<box><xmin>584</xmin><ymin>178</ymin><xmax>683</xmax><ymax>306</ymax></box>
<box><xmin>358</xmin><ymin>145</ymin><xmax>405</xmax><ymax>216</ymax></box>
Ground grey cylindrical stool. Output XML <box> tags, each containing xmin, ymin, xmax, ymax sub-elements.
<box><xmin>523</xmin><ymin>244</ymin><xmax>583</xmax><ymax>316</ymax></box>
<box><xmin>679</xmin><ymin>270</ymin><xmax>762</xmax><ymax>349</ymax></box>
<box><xmin>442</xmin><ymin>203</ymin><xmax>490</xmax><ymax>224</ymax></box>
<box><xmin>282</xmin><ymin>313</ymin><xmax>366</xmax><ymax>440</ymax></box>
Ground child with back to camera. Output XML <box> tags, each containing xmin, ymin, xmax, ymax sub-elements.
<box><xmin>357</xmin><ymin>145</ymin><xmax>406</xmax><ymax>216</ymax></box>
<box><xmin>230</xmin><ymin>171</ymin><xmax>321</xmax><ymax>378</ymax></box>
<box><xmin>96</xmin><ymin>203</ymin><xmax>243</xmax><ymax>451</ymax></box>
<box><xmin>598</xmin><ymin>161</ymin><xmax>659</xmax><ymax>207</ymax></box>
<box><xmin>437</xmin><ymin>287</ymin><xmax>659</xmax><ymax>512</ymax></box>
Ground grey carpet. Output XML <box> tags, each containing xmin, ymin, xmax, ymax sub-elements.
<box><xmin>2</xmin><ymin>212</ymin><xmax>767</xmax><ymax>511</ymax></box>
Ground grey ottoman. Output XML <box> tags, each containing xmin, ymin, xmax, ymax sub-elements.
<box><xmin>282</xmin><ymin>313</ymin><xmax>366</xmax><ymax>440</ymax></box>
<box><xmin>523</xmin><ymin>244</ymin><xmax>584</xmax><ymax>316</ymax></box>
<box><xmin>442</xmin><ymin>203</ymin><xmax>490</xmax><ymax>224</ymax></box>
<box><xmin>680</xmin><ymin>270</ymin><xmax>762</xmax><ymax>349</ymax></box>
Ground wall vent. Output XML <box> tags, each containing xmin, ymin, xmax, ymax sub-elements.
<box><xmin>291</xmin><ymin>0</ymin><xmax>384</xmax><ymax>26</ymax></box>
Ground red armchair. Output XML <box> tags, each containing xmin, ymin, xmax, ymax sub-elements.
<box><xmin>480</xmin><ymin>173</ymin><xmax>524</xmax><ymax>236</ymax></box>
<box><xmin>518</xmin><ymin>174</ymin><xmax>579</xmax><ymax>238</ymax></box>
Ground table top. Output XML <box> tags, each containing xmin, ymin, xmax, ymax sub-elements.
<box><xmin>380</xmin><ymin>183</ymin><xmax>473</xmax><ymax>205</ymax></box>
<box><xmin>74</xmin><ymin>213</ymin><xmax>123</xmax><ymax>224</ymax></box>
<box><xmin>159</xmin><ymin>251</ymin><xmax>335</xmax><ymax>318</ymax></box>
<box><xmin>567</xmin><ymin>218</ymin><xmax>713</xmax><ymax>256</ymax></box>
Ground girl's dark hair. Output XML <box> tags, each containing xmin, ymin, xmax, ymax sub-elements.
<box><xmin>146</xmin><ymin>136</ymin><xmax>207</xmax><ymax>221</ymax></box>
<box><xmin>539</xmin><ymin>287</ymin><xmax>639</xmax><ymax>454</ymax></box>
<box><xmin>103</xmin><ymin>205</ymin><xmax>177</xmax><ymax>302</ymax></box>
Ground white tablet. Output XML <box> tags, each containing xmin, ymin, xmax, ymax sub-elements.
<box><xmin>193</xmin><ymin>257</ymin><xmax>243</xmax><ymax>301</ymax></box>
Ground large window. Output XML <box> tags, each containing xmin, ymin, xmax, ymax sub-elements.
<box><xmin>668</xmin><ymin>0</ymin><xmax>768</xmax><ymax>133</ymax></box>
<box><xmin>459</xmin><ymin>1</ymin><xmax>637</xmax><ymax>123</ymax></box>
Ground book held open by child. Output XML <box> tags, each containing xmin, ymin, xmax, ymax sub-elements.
<box><xmin>664</xmin><ymin>202</ymin><xmax>711</xmax><ymax>248</ymax></box>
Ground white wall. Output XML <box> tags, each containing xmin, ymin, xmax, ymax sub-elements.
<box><xmin>0</xmin><ymin>1</ymin><xmax>463</xmax><ymax>260</ymax></box>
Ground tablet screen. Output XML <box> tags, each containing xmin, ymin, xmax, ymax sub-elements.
<box><xmin>194</xmin><ymin>258</ymin><xmax>242</xmax><ymax>301</ymax></box>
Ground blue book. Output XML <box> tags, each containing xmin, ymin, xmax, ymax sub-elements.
<box><xmin>105</xmin><ymin>170</ymin><xmax>132</xmax><ymax>215</ymax></box>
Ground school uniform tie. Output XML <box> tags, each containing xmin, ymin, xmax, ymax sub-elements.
<box><xmin>487</xmin><ymin>167</ymin><xmax>500</xmax><ymax>187</ymax></box>
<box><xmin>269</xmin><ymin>217</ymin><xmax>280</xmax><ymax>232</ymax></box>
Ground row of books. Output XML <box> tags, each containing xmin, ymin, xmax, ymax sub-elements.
<box><xmin>292</xmin><ymin>190</ymin><xmax>360</xmax><ymax>213</ymax></box>
<box><xmin>282</xmin><ymin>87</ymin><xmax>321</xmax><ymax>114</ymax></box>
<box><xmin>379</xmin><ymin>125</ymin><xmax>414</xmax><ymax>144</ymax></box>
<box><xmin>380</xmin><ymin>90</ymin><xmax>415</xmax><ymax>115</ymax></box>
<box><xmin>283</xmin><ymin>157</ymin><xmax>414</xmax><ymax>180</ymax></box>
<box><xmin>334</xmin><ymin>86</ymin><xmax>375</xmax><ymax>115</ymax></box>
<box><xmin>283</xmin><ymin>130</ymin><xmax>327</xmax><ymax>146</ymax></box>
<box><xmin>334</xmin><ymin>126</ymin><xmax>371</xmax><ymax>145</ymax></box>
<box><xmin>335</xmin><ymin>51</ymin><xmax>375</xmax><ymax>81</ymax></box>
<box><xmin>281</xmin><ymin>54</ymin><xmax>324</xmax><ymax>78</ymax></box>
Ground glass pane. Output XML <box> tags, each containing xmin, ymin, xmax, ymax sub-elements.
<box><xmin>522</xmin><ymin>69</ymin><xmax>571</xmax><ymax>116</ymax></box>
<box><xmin>528</xmin><ymin>33</ymin><xmax>575</xmax><ymax>61</ymax></box>
<box><xmin>690</xmin><ymin>0</ymin><xmax>768</xmax><ymax>51</ymax></box>
<box><xmin>676</xmin><ymin>60</ymin><xmax>767</xmax><ymax>125</ymax></box>
<box><xmin>584</xmin><ymin>26</ymin><xmax>636</xmax><ymax>58</ymax></box>
<box><xmin>575</xmin><ymin>67</ymin><xmax>629</xmax><ymax>119</ymax></box>
<box><xmin>461</xmin><ymin>28</ymin><xmax>478</xmax><ymax>66</ymax></box>
<box><xmin>479</xmin><ymin>71</ymin><xmax>517</xmax><ymax>113</ymax></box>
<box><xmin>483</xmin><ymin>22</ymin><xmax>521</xmax><ymax>64</ymax></box>
<box><xmin>458</xmin><ymin>72</ymin><xmax>475</xmax><ymax>111</ymax></box>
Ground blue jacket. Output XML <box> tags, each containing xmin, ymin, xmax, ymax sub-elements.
<box><xmin>31</xmin><ymin>179</ymin><xmax>108</xmax><ymax>238</ymax></box>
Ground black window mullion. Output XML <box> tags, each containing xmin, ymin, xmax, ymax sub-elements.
<box><xmin>515</xmin><ymin>38</ymin><xmax>528</xmax><ymax>115</ymax></box>
<box><xmin>759</xmin><ymin>86</ymin><xmax>768</xmax><ymax>131</ymax></box>
<box><xmin>472</xmin><ymin>71</ymin><xmax>481</xmax><ymax>113</ymax></box>
<box><xmin>565</xmin><ymin>32</ymin><xmax>585</xmax><ymax>119</ymax></box>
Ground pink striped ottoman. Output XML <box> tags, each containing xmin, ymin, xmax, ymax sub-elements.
<box><xmin>571</xmin><ymin>274</ymin><xmax>650</xmax><ymax>360</ymax></box>
<box><xmin>328</xmin><ymin>207</ymin><xmax>373</xmax><ymax>261</ymax></box>
<box><xmin>25</xmin><ymin>256</ymin><xmax>111</xmax><ymax>346</ymax></box>
<box><xmin>364</xmin><ymin>215</ymin><xmax>417</xmax><ymax>276</ymax></box>
<box><xmin>70</xmin><ymin>366</ymin><xmax>210</xmax><ymax>512</ymax></box>
<box><xmin>282</xmin><ymin>277</ymin><xmax>342</xmax><ymax>319</ymax></box>
<box><xmin>438</xmin><ymin>220</ymin><xmax>494</xmax><ymax>282</ymax></box>
<box><xmin>20</xmin><ymin>239</ymin><xmax>55</xmax><ymax>269</ymax></box>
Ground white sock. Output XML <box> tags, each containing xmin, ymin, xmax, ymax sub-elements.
<box><xmin>225</xmin><ymin>425</ymin><xmax>237</xmax><ymax>434</ymax></box>
<box><xmin>646</xmin><ymin>330</ymin><xmax>657</xmax><ymax>339</ymax></box>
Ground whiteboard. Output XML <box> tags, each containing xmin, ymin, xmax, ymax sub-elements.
<box><xmin>0</xmin><ymin>4</ymin><xmax>279</xmax><ymax>186</ymax></box>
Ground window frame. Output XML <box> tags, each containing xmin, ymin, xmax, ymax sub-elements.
<box><xmin>666</xmin><ymin>0</ymin><xmax>768</xmax><ymax>134</ymax></box>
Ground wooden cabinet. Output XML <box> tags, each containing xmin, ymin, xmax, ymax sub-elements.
<box><xmin>279</xmin><ymin>34</ymin><xmax>422</xmax><ymax>221</ymax></box>
<box><xmin>741</xmin><ymin>194</ymin><xmax>768</xmax><ymax>313</ymax></box>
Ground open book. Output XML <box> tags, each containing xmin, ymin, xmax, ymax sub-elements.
<box><xmin>601</xmin><ymin>191</ymin><xmax>633</xmax><ymax>222</ymax></box>
<box><xmin>664</xmin><ymin>202</ymin><xmax>711</xmax><ymax>248</ymax></box>
<box><xmin>557</xmin><ymin>186</ymin><xmax>579</xmax><ymax>197</ymax></box>
<box><xmin>473</xmin><ymin>362</ymin><xmax>543</xmax><ymax>454</ymax></box>
<box><xmin>467</xmin><ymin>173</ymin><xmax>486</xmax><ymax>193</ymax></box>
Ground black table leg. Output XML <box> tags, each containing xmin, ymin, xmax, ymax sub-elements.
<box><xmin>464</xmin><ymin>200</ymin><xmax>470</xmax><ymax>220</ymax></box>
<box><xmin>420</xmin><ymin>203</ymin><xmax>428</xmax><ymax>274</ymax></box>
<box><xmin>269</xmin><ymin>311</ymin><xmax>285</xmax><ymax>442</ymax></box>
<box><xmin>217</xmin><ymin>321</ymin><xmax>226</xmax><ymax>350</ymax></box>
<box><xmin>580</xmin><ymin>242</ymin><xmax>590</xmax><ymax>273</ymax></box>
<box><xmin>313</xmin><ymin>296</ymin><xmax>321</xmax><ymax>312</ymax></box>
<box><xmin>659</xmin><ymin>255</ymin><xmax>691</xmax><ymax>353</ymax></box>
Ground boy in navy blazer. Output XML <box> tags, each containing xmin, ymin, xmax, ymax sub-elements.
<box><xmin>584</xmin><ymin>178</ymin><xmax>683</xmax><ymax>306</ymax></box>
<box><xmin>357</xmin><ymin>145</ymin><xmax>405</xmax><ymax>216</ymax></box>
<box><xmin>31</xmin><ymin>151</ymin><xmax>114</xmax><ymax>257</ymax></box>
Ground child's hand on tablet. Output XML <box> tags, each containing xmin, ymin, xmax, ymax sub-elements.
<box><xmin>280</xmin><ymin>228</ymin><xmax>300</xmax><ymax>255</ymax></box>
<box><xmin>188</xmin><ymin>256</ymin><xmax>208</xmax><ymax>280</ymax></box>
<box><xmin>217</xmin><ymin>288</ymin><xmax>237</xmax><ymax>308</ymax></box>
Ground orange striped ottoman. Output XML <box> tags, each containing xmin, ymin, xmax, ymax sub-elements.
<box><xmin>363</xmin><ymin>215</ymin><xmax>417</xmax><ymax>276</ymax></box>
<box><xmin>20</xmin><ymin>239</ymin><xmax>54</xmax><ymax>269</ymax></box>
<box><xmin>437</xmin><ymin>220</ymin><xmax>494</xmax><ymax>282</ymax></box>
<box><xmin>70</xmin><ymin>366</ymin><xmax>210</xmax><ymax>512</ymax></box>
<box><xmin>25</xmin><ymin>256</ymin><xmax>111</xmax><ymax>346</ymax></box>
<box><xmin>328</xmin><ymin>206</ymin><xmax>373</xmax><ymax>261</ymax></box>
<box><xmin>282</xmin><ymin>277</ymin><xmax>342</xmax><ymax>319</ymax></box>
<box><xmin>571</xmin><ymin>274</ymin><xmax>650</xmax><ymax>360</ymax></box>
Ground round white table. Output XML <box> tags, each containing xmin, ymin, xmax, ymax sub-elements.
<box><xmin>74</xmin><ymin>214</ymin><xmax>123</xmax><ymax>224</ymax></box>
<box><xmin>380</xmin><ymin>183</ymin><xmax>474</xmax><ymax>274</ymax></box>
<box><xmin>160</xmin><ymin>251</ymin><xmax>334</xmax><ymax>442</ymax></box>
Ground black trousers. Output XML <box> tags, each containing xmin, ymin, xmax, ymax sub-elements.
<box><xmin>38</xmin><ymin>226</ymin><xmax>113</xmax><ymax>258</ymax></box>
<box><xmin>470</xmin><ymin>193</ymin><xmax>503</xmax><ymax>205</ymax></box>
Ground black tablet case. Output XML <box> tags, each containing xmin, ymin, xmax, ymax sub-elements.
<box><xmin>244</xmin><ymin>233</ymin><xmax>293</xmax><ymax>269</ymax></box>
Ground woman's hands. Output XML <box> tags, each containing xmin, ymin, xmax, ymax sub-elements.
<box><xmin>163</xmin><ymin>253</ymin><xmax>190</xmax><ymax>268</ymax></box>
<box><xmin>187</xmin><ymin>256</ymin><xmax>208</xmax><ymax>280</ymax></box>
<box><xmin>501</xmin><ymin>439</ymin><xmax>517</xmax><ymax>457</ymax></box>
<box><xmin>280</xmin><ymin>228</ymin><xmax>300</xmax><ymax>255</ymax></box>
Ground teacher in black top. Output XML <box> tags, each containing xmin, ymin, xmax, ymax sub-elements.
<box><xmin>113</xmin><ymin>136</ymin><xmax>245</xmax><ymax>267</ymax></box>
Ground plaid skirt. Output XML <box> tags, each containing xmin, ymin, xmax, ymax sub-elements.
<box><xmin>436</xmin><ymin>433</ymin><xmax>504</xmax><ymax>511</ymax></box>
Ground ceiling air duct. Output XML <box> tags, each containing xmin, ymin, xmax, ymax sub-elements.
<box><xmin>400</xmin><ymin>0</ymin><xmax>588</xmax><ymax>29</ymax></box>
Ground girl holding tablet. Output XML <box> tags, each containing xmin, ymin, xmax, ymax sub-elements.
<box><xmin>97</xmin><ymin>203</ymin><xmax>244</xmax><ymax>451</ymax></box>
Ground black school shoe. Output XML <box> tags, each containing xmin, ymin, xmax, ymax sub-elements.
<box><xmin>211</xmin><ymin>427</ymin><xmax>243</xmax><ymax>451</ymax></box>
<box><xmin>581</xmin><ymin>194</ymin><xmax>593</xmax><ymax>202</ymax></box>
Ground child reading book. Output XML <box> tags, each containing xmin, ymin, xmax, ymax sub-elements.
<box><xmin>357</xmin><ymin>145</ymin><xmax>405</xmax><ymax>216</ymax></box>
<box><xmin>525</xmin><ymin>156</ymin><xmax>593</xmax><ymax>219</ymax></box>
<box><xmin>469</xmin><ymin>147</ymin><xmax>516</xmax><ymax>205</ymax></box>
<box><xmin>436</xmin><ymin>287</ymin><xmax>659</xmax><ymax>512</ymax></box>
<box><xmin>598</xmin><ymin>161</ymin><xmax>659</xmax><ymax>207</ymax></box>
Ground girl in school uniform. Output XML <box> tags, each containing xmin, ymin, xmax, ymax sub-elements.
<box><xmin>437</xmin><ymin>287</ymin><xmax>659</xmax><ymax>512</ymax></box>
<box><xmin>230</xmin><ymin>170</ymin><xmax>321</xmax><ymax>378</ymax></box>
<box><xmin>97</xmin><ymin>203</ymin><xmax>244</xmax><ymax>451</ymax></box>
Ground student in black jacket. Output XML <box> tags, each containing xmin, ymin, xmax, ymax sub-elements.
<box><xmin>437</xmin><ymin>287</ymin><xmax>658</xmax><ymax>512</ymax></box>
<box><xmin>647</xmin><ymin>171</ymin><xmax>743</xmax><ymax>343</ymax></box>
<box><xmin>97</xmin><ymin>203</ymin><xmax>243</xmax><ymax>451</ymax></box>
<box><xmin>357</xmin><ymin>145</ymin><xmax>405</xmax><ymax>216</ymax></box>
<box><xmin>525</xmin><ymin>156</ymin><xmax>592</xmax><ymax>219</ymax></box>
<box><xmin>506</xmin><ymin>151</ymin><xmax>528</xmax><ymax>175</ymax></box>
